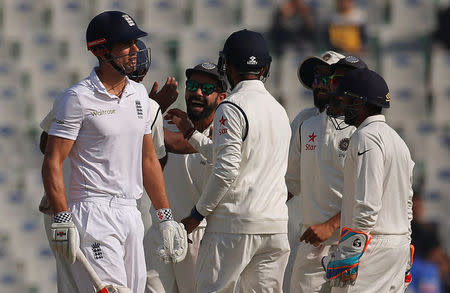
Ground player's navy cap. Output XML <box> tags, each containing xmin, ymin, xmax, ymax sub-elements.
<box><xmin>221</xmin><ymin>29</ymin><xmax>272</xmax><ymax>73</ymax></box>
<box><xmin>331</xmin><ymin>55</ymin><xmax>368</xmax><ymax>71</ymax></box>
<box><xmin>298</xmin><ymin>51</ymin><xmax>345</xmax><ymax>90</ymax></box>
<box><xmin>336</xmin><ymin>68</ymin><xmax>390</xmax><ymax>108</ymax></box>
<box><xmin>186</xmin><ymin>62</ymin><xmax>227</xmax><ymax>92</ymax></box>
<box><xmin>86</xmin><ymin>11</ymin><xmax>147</xmax><ymax>51</ymax></box>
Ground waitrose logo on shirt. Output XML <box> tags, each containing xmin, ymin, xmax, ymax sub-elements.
<box><xmin>91</xmin><ymin>109</ymin><xmax>116</xmax><ymax>116</ymax></box>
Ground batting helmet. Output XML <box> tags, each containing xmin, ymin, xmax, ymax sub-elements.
<box><xmin>86</xmin><ymin>11</ymin><xmax>147</xmax><ymax>57</ymax></box>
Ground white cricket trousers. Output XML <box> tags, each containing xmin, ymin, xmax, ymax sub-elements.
<box><xmin>145</xmin><ymin>225</ymin><xmax>205</xmax><ymax>293</ymax></box>
<box><xmin>44</xmin><ymin>214</ymin><xmax>79</xmax><ymax>293</ymax></box>
<box><xmin>284</xmin><ymin>197</ymin><xmax>303</xmax><ymax>293</ymax></box>
<box><xmin>195</xmin><ymin>232</ymin><xmax>290</xmax><ymax>293</ymax></box>
<box><xmin>69</xmin><ymin>197</ymin><xmax>147</xmax><ymax>293</ymax></box>
<box><xmin>330</xmin><ymin>234</ymin><xmax>410</xmax><ymax>293</ymax></box>
<box><xmin>289</xmin><ymin>239</ymin><xmax>334</xmax><ymax>293</ymax></box>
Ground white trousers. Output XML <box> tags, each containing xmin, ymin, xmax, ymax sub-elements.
<box><xmin>330</xmin><ymin>235</ymin><xmax>410</xmax><ymax>293</ymax></box>
<box><xmin>284</xmin><ymin>196</ymin><xmax>303</xmax><ymax>292</ymax></box>
<box><xmin>290</xmin><ymin>239</ymin><xmax>334</xmax><ymax>293</ymax></box>
<box><xmin>44</xmin><ymin>213</ymin><xmax>79</xmax><ymax>293</ymax></box>
<box><xmin>195</xmin><ymin>232</ymin><xmax>290</xmax><ymax>293</ymax></box>
<box><xmin>69</xmin><ymin>198</ymin><xmax>146</xmax><ymax>293</ymax></box>
<box><xmin>144</xmin><ymin>225</ymin><xmax>205</xmax><ymax>293</ymax></box>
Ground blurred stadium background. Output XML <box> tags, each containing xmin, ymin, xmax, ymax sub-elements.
<box><xmin>0</xmin><ymin>0</ymin><xmax>448</xmax><ymax>292</ymax></box>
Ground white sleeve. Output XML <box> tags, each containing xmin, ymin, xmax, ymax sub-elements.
<box><xmin>349</xmin><ymin>134</ymin><xmax>384</xmax><ymax>233</ymax></box>
<box><xmin>196</xmin><ymin>103</ymin><xmax>245</xmax><ymax>216</ymax></box>
<box><xmin>151</xmin><ymin>107</ymin><xmax>166</xmax><ymax>159</ymax></box>
<box><xmin>40</xmin><ymin>109</ymin><xmax>55</xmax><ymax>132</ymax></box>
<box><xmin>285</xmin><ymin>117</ymin><xmax>302</xmax><ymax>196</ymax></box>
<box><xmin>48</xmin><ymin>91</ymin><xmax>83</xmax><ymax>140</ymax></box>
<box><xmin>188</xmin><ymin>131</ymin><xmax>213</xmax><ymax>162</ymax></box>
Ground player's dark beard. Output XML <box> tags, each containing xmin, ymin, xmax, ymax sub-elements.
<box><xmin>187</xmin><ymin>98</ymin><xmax>218</xmax><ymax>122</ymax></box>
<box><xmin>313</xmin><ymin>89</ymin><xmax>329</xmax><ymax>112</ymax></box>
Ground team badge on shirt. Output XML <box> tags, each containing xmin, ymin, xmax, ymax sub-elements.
<box><xmin>91</xmin><ymin>242</ymin><xmax>103</xmax><ymax>260</ymax></box>
<box><xmin>135</xmin><ymin>100</ymin><xmax>143</xmax><ymax>119</ymax></box>
<box><xmin>339</xmin><ymin>138</ymin><xmax>350</xmax><ymax>151</ymax></box>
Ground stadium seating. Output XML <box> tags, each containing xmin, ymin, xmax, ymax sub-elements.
<box><xmin>0</xmin><ymin>1</ymin><xmax>449</xmax><ymax>291</ymax></box>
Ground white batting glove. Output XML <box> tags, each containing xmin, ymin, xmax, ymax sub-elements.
<box><xmin>50</xmin><ymin>211</ymin><xmax>79</xmax><ymax>264</ymax></box>
<box><xmin>155</xmin><ymin>208</ymin><xmax>188</xmax><ymax>264</ymax></box>
<box><xmin>101</xmin><ymin>285</ymin><xmax>132</xmax><ymax>293</ymax></box>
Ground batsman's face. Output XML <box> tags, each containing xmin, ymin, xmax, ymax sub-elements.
<box><xmin>111</xmin><ymin>40</ymin><xmax>139</xmax><ymax>73</ymax></box>
<box><xmin>185</xmin><ymin>72</ymin><xmax>222</xmax><ymax>122</ymax></box>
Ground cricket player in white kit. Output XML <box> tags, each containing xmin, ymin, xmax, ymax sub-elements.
<box><xmin>179</xmin><ymin>29</ymin><xmax>291</xmax><ymax>292</ymax></box>
<box><xmin>284</xmin><ymin>50</ymin><xmax>343</xmax><ymax>292</ymax></box>
<box><xmin>323</xmin><ymin>68</ymin><xmax>414</xmax><ymax>292</ymax></box>
<box><xmin>145</xmin><ymin>62</ymin><xmax>227</xmax><ymax>293</ymax></box>
<box><xmin>41</xmin><ymin>11</ymin><xmax>187</xmax><ymax>292</ymax></box>
<box><xmin>287</xmin><ymin>53</ymin><xmax>368</xmax><ymax>293</ymax></box>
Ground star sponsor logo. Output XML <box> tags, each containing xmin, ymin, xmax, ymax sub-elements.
<box><xmin>219</xmin><ymin>116</ymin><xmax>227</xmax><ymax>126</ymax></box>
<box><xmin>308</xmin><ymin>132</ymin><xmax>317</xmax><ymax>142</ymax></box>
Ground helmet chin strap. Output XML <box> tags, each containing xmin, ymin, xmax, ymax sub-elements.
<box><xmin>103</xmin><ymin>53</ymin><xmax>128</xmax><ymax>76</ymax></box>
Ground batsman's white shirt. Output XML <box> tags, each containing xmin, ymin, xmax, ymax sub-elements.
<box><xmin>299</xmin><ymin>112</ymin><xmax>355</xmax><ymax>232</ymax></box>
<box><xmin>49</xmin><ymin>69</ymin><xmax>152</xmax><ymax>202</ymax></box>
<box><xmin>342</xmin><ymin>114</ymin><xmax>414</xmax><ymax>235</ymax></box>
<box><xmin>196</xmin><ymin>80</ymin><xmax>291</xmax><ymax>234</ymax></box>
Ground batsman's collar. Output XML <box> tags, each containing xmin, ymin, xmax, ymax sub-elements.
<box><xmin>297</xmin><ymin>51</ymin><xmax>345</xmax><ymax>90</ymax></box>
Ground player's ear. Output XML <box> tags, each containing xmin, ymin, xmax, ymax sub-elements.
<box><xmin>218</xmin><ymin>92</ymin><xmax>227</xmax><ymax>103</ymax></box>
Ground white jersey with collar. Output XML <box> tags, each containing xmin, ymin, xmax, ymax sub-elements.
<box><xmin>299</xmin><ymin>111</ymin><xmax>356</xmax><ymax>232</ymax></box>
<box><xmin>48</xmin><ymin>69</ymin><xmax>152</xmax><ymax>202</ymax></box>
<box><xmin>196</xmin><ymin>80</ymin><xmax>291</xmax><ymax>234</ymax></box>
<box><xmin>285</xmin><ymin>107</ymin><xmax>319</xmax><ymax>196</ymax></box>
<box><xmin>342</xmin><ymin>115</ymin><xmax>414</xmax><ymax>235</ymax></box>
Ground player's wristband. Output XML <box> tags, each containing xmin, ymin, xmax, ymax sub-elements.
<box><xmin>183</xmin><ymin>127</ymin><xmax>196</xmax><ymax>139</ymax></box>
<box><xmin>53</xmin><ymin>211</ymin><xmax>72</xmax><ymax>223</ymax></box>
<box><xmin>155</xmin><ymin>208</ymin><xmax>173</xmax><ymax>222</ymax></box>
<box><xmin>190</xmin><ymin>206</ymin><xmax>204</xmax><ymax>222</ymax></box>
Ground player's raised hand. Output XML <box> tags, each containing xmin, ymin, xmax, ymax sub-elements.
<box><xmin>149</xmin><ymin>77</ymin><xmax>178</xmax><ymax>113</ymax></box>
<box><xmin>165</xmin><ymin>108</ymin><xmax>195</xmax><ymax>135</ymax></box>
<box><xmin>50</xmin><ymin>211</ymin><xmax>79</xmax><ymax>264</ymax></box>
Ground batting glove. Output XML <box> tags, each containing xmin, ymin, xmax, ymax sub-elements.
<box><xmin>50</xmin><ymin>211</ymin><xmax>79</xmax><ymax>264</ymax></box>
<box><xmin>322</xmin><ymin>227</ymin><xmax>372</xmax><ymax>287</ymax></box>
<box><xmin>155</xmin><ymin>208</ymin><xmax>188</xmax><ymax>264</ymax></box>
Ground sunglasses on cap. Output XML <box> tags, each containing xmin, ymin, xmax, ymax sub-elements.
<box><xmin>313</xmin><ymin>74</ymin><xmax>344</xmax><ymax>85</ymax></box>
<box><xmin>186</xmin><ymin>80</ymin><xmax>217</xmax><ymax>95</ymax></box>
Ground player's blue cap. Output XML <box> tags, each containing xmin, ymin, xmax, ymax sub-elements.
<box><xmin>335</xmin><ymin>68</ymin><xmax>390</xmax><ymax>108</ymax></box>
<box><xmin>221</xmin><ymin>29</ymin><xmax>272</xmax><ymax>73</ymax></box>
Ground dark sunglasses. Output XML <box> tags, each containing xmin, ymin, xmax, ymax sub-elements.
<box><xmin>186</xmin><ymin>80</ymin><xmax>217</xmax><ymax>95</ymax></box>
<box><xmin>313</xmin><ymin>74</ymin><xmax>344</xmax><ymax>85</ymax></box>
